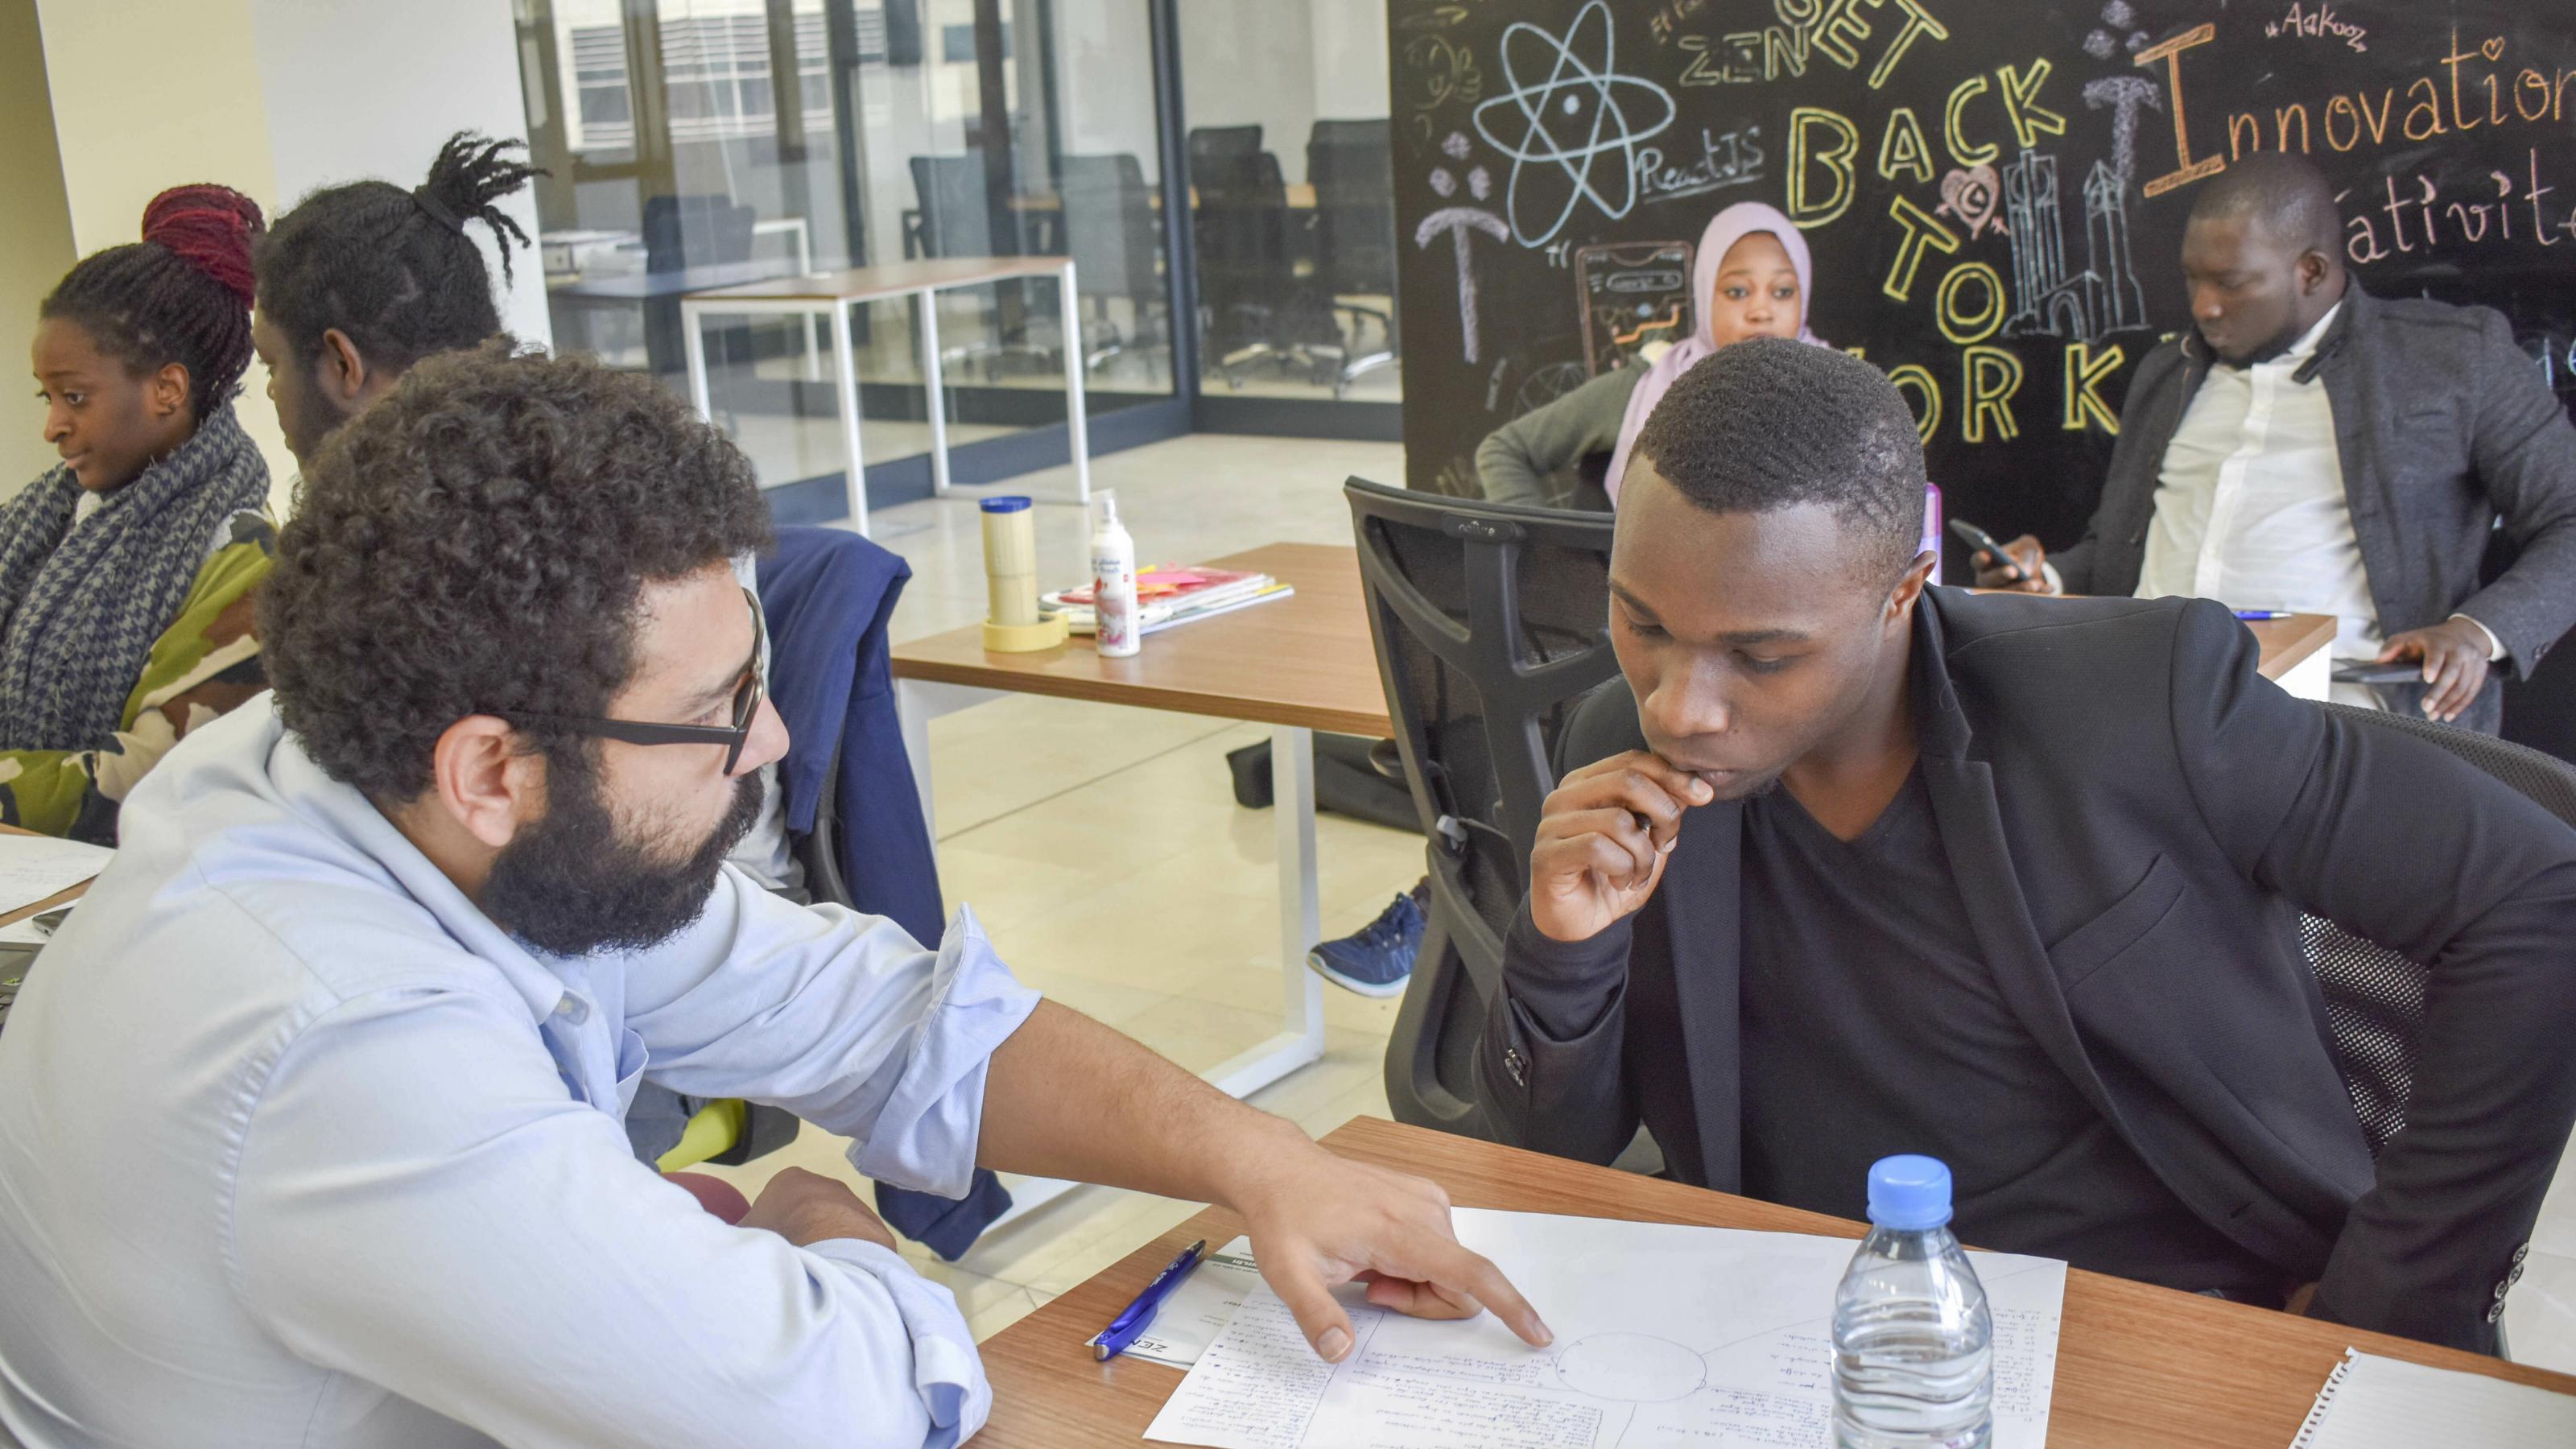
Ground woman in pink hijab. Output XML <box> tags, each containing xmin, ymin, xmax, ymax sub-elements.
<box><xmin>1603</xmin><ymin>202</ymin><xmax>1824</xmax><ymax>503</ymax></box>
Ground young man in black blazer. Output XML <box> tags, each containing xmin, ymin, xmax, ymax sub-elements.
<box><xmin>1483</xmin><ymin>337</ymin><xmax>2576</xmax><ymax>1353</ymax></box>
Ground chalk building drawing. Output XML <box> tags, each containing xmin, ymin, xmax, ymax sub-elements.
<box><xmin>2001</xmin><ymin>150</ymin><xmax>2145</xmax><ymax>341</ymax></box>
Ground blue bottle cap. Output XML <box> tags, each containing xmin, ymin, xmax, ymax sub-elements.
<box><xmin>1866</xmin><ymin>1154</ymin><xmax>1954</xmax><ymax>1230</ymax></box>
<box><xmin>980</xmin><ymin>496</ymin><xmax>1034</xmax><ymax>514</ymax></box>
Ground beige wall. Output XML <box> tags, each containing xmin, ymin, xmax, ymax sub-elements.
<box><xmin>0</xmin><ymin>0</ymin><xmax>79</xmax><ymax>492</ymax></box>
<box><xmin>31</xmin><ymin>0</ymin><xmax>551</xmax><ymax>513</ymax></box>
<box><xmin>35</xmin><ymin>0</ymin><xmax>292</xmax><ymax>504</ymax></box>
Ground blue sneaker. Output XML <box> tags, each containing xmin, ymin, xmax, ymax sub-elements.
<box><xmin>1307</xmin><ymin>886</ymin><xmax>1426</xmax><ymax>997</ymax></box>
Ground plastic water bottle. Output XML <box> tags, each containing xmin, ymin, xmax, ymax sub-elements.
<box><xmin>1831</xmin><ymin>1155</ymin><xmax>1993</xmax><ymax>1449</ymax></box>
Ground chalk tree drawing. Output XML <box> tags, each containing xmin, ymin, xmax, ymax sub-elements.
<box><xmin>1471</xmin><ymin>0</ymin><xmax>1678</xmax><ymax>248</ymax></box>
<box><xmin>1420</xmin><ymin>135</ymin><xmax>1510</xmax><ymax>363</ymax></box>
<box><xmin>2001</xmin><ymin>149</ymin><xmax>2145</xmax><ymax>341</ymax></box>
<box><xmin>2083</xmin><ymin>0</ymin><xmax>2149</xmax><ymax>60</ymax></box>
<box><xmin>2082</xmin><ymin>75</ymin><xmax>2163</xmax><ymax>193</ymax></box>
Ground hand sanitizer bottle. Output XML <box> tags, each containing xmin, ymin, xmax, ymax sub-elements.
<box><xmin>1092</xmin><ymin>491</ymin><xmax>1140</xmax><ymax>658</ymax></box>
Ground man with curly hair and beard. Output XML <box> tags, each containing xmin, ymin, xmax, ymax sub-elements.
<box><xmin>0</xmin><ymin>345</ymin><xmax>1548</xmax><ymax>1449</ymax></box>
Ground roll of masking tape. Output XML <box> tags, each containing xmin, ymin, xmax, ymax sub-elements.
<box><xmin>978</xmin><ymin>497</ymin><xmax>1066</xmax><ymax>652</ymax></box>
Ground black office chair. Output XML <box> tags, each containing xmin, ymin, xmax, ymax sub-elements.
<box><xmin>2300</xmin><ymin>704</ymin><xmax>2576</xmax><ymax>1158</ymax></box>
<box><xmin>1188</xmin><ymin>126</ymin><xmax>1334</xmax><ymax>386</ymax></box>
<box><xmin>1054</xmin><ymin>153</ymin><xmax>1166</xmax><ymax>382</ymax></box>
<box><xmin>1345</xmin><ymin>478</ymin><xmax>1621</xmax><ymax>1137</ymax></box>
<box><xmin>1306</xmin><ymin>119</ymin><xmax>1399</xmax><ymax>398</ymax></box>
<box><xmin>907</xmin><ymin>152</ymin><xmax>1051</xmax><ymax>378</ymax></box>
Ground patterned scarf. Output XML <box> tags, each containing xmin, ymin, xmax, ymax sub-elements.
<box><xmin>0</xmin><ymin>405</ymin><xmax>270</xmax><ymax>751</ymax></box>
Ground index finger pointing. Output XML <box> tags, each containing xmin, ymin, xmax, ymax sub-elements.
<box><xmin>1404</xmin><ymin>1238</ymin><xmax>1552</xmax><ymax>1348</ymax></box>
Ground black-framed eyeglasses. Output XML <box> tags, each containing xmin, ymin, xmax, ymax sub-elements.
<box><xmin>506</xmin><ymin>587</ymin><xmax>769</xmax><ymax>776</ymax></box>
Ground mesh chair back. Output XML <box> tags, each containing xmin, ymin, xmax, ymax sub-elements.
<box><xmin>2304</xmin><ymin>703</ymin><xmax>2576</xmax><ymax>1156</ymax></box>
<box><xmin>1055</xmin><ymin>153</ymin><xmax>1161</xmax><ymax>303</ymax></box>
<box><xmin>1347</xmin><ymin>478</ymin><xmax>1620</xmax><ymax>1133</ymax></box>
<box><xmin>910</xmin><ymin>152</ymin><xmax>1018</xmax><ymax>258</ymax></box>
<box><xmin>642</xmin><ymin>195</ymin><xmax>755</xmax><ymax>272</ymax></box>
<box><xmin>1307</xmin><ymin>119</ymin><xmax>1396</xmax><ymax>299</ymax></box>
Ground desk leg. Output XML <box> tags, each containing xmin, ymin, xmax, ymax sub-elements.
<box><xmin>792</xmin><ymin>226</ymin><xmax>822</xmax><ymax>382</ymax></box>
<box><xmin>894</xmin><ymin>678</ymin><xmax>1002</xmax><ymax>842</ymax></box>
<box><xmin>1059</xmin><ymin>261</ymin><xmax>1092</xmax><ymax>506</ymax></box>
<box><xmin>1207</xmin><ymin>724</ymin><xmax>1327</xmax><ymax>1100</ymax></box>
<box><xmin>829</xmin><ymin>303</ymin><xmax>869</xmax><ymax>537</ymax></box>
<box><xmin>919</xmin><ymin>292</ymin><xmax>953</xmax><ymax>499</ymax></box>
<box><xmin>683</xmin><ymin>304</ymin><xmax>712</xmax><ymax>423</ymax></box>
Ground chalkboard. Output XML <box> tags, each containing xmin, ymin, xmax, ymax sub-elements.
<box><xmin>1386</xmin><ymin>0</ymin><xmax>2576</xmax><ymax>560</ymax></box>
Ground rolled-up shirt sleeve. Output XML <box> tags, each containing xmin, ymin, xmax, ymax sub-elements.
<box><xmin>622</xmin><ymin>875</ymin><xmax>1043</xmax><ymax>1198</ymax></box>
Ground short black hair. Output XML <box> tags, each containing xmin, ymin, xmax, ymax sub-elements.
<box><xmin>254</xmin><ymin>131</ymin><xmax>541</xmax><ymax>378</ymax></box>
<box><xmin>259</xmin><ymin>343</ymin><xmax>772</xmax><ymax>803</ymax></box>
<box><xmin>2188</xmin><ymin>150</ymin><xmax>2342</xmax><ymax>256</ymax></box>
<box><xmin>43</xmin><ymin>185</ymin><xmax>263</xmax><ymax>422</ymax></box>
<box><xmin>1630</xmin><ymin>337</ymin><xmax>1926</xmax><ymax>578</ymax></box>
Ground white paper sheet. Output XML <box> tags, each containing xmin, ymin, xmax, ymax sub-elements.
<box><xmin>1144</xmin><ymin>1208</ymin><xmax>2066</xmax><ymax>1449</ymax></box>
<box><xmin>0</xmin><ymin>836</ymin><xmax>107</xmax><ymax>919</ymax></box>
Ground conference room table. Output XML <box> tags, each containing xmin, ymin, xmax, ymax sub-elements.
<box><xmin>976</xmin><ymin>1116</ymin><xmax>2576</xmax><ymax>1447</ymax></box>
<box><xmin>680</xmin><ymin>257</ymin><xmax>1093</xmax><ymax>538</ymax></box>
<box><xmin>890</xmin><ymin>543</ymin><xmax>2334</xmax><ymax>1219</ymax></box>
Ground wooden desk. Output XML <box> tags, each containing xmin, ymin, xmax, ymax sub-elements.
<box><xmin>2246</xmin><ymin>613</ymin><xmax>2336</xmax><ymax>700</ymax></box>
<box><xmin>893</xmin><ymin>543</ymin><xmax>1373</xmax><ymax>1210</ymax></box>
<box><xmin>681</xmin><ymin>257</ymin><xmax>1091</xmax><ymax>535</ymax></box>
<box><xmin>980</xmin><ymin>1117</ymin><xmax>2576</xmax><ymax>1447</ymax></box>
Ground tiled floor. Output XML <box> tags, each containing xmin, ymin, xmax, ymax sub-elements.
<box><xmin>692</xmin><ymin>429</ymin><xmax>2576</xmax><ymax>1373</ymax></box>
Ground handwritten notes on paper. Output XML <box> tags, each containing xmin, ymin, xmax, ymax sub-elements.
<box><xmin>0</xmin><ymin>835</ymin><xmax>107</xmax><ymax>920</ymax></box>
<box><xmin>1145</xmin><ymin>1209</ymin><xmax>2066</xmax><ymax>1449</ymax></box>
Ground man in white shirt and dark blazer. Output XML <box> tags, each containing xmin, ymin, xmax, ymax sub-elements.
<box><xmin>1975</xmin><ymin>151</ymin><xmax>2576</xmax><ymax>734</ymax></box>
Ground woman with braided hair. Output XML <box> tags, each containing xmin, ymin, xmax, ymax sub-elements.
<box><xmin>6</xmin><ymin>184</ymin><xmax>274</xmax><ymax>840</ymax></box>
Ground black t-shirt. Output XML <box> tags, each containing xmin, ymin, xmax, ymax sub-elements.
<box><xmin>1736</xmin><ymin>765</ymin><xmax>2283</xmax><ymax>1299</ymax></box>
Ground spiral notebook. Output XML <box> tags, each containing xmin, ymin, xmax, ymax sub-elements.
<box><xmin>2289</xmin><ymin>1348</ymin><xmax>2576</xmax><ymax>1447</ymax></box>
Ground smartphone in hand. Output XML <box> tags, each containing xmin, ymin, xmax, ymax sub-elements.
<box><xmin>1947</xmin><ymin>518</ymin><xmax>2024</xmax><ymax>583</ymax></box>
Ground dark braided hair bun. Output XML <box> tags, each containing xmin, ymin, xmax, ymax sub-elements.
<box><xmin>415</xmin><ymin>133</ymin><xmax>541</xmax><ymax>284</ymax></box>
<box><xmin>40</xmin><ymin>183</ymin><xmax>264</xmax><ymax>422</ymax></box>
<box><xmin>256</xmin><ymin>130</ymin><xmax>544</xmax><ymax>378</ymax></box>
<box><xmin>141</xmin><ymin>184</ymin><xmax>263</xmax><ymax>306</ymax></box>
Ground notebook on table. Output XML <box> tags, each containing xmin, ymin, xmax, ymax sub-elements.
<box><xmin>2290</xmin><ymin>1348</ymin><xmax>2576</xmax><ymax>1447</ymax></box>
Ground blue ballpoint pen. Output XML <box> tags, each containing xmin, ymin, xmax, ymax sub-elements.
<box><xmin>1089</xmin><ymin>1239</ymin><xmax>1208</xmax><ymax>1360</ymax></box>
<box><xmin>2233</xmin><ymin>609</ymin><xmax>2293</xmax><ymax>621</ymax></box>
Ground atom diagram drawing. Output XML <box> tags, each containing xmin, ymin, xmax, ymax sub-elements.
<box><xmin>1471</xmin><ymin>0</ymin><xmax>1676</xmax><ymax>248</ymax></box>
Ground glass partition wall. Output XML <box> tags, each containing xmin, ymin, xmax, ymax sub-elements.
<box><xmin>1178</xmin><ymin>0</ymin><xmax>1398</xmax><ymax>429</ymax></box>
<box><xmin>514</xmin><ymin>0</ymin><xmax>1395</xmax><ymax>519</ymax></box>
<box><xmin>515</xmin><ymin>0</ymin><xmax>1179</xmax><ymax>518</ymax></box>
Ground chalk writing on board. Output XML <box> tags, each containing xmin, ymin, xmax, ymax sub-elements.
<box><xmin>1637</xmin><ymin>122</ymin><xmax>1765</xmax><ymax>208</ymax></box>
<box><xmin>2268</xmin><ymin>2</ymin><xmax>2370</xmax><ymax>56</ymax></box>
<box><xmin>1472</xmin><ymin>0</ymin><xmax>1678</xmax><ymax>246</ymax></box>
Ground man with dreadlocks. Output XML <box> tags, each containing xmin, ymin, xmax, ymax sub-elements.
<box><xmin>6</xmin><ymin>184</ymin><xmax>274</xmax><ymax>840</ymax></box>
<box><xmin>250</xmin><ymin>130</ymin><xmax>542</xmax><ymax>471</ymax></box>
